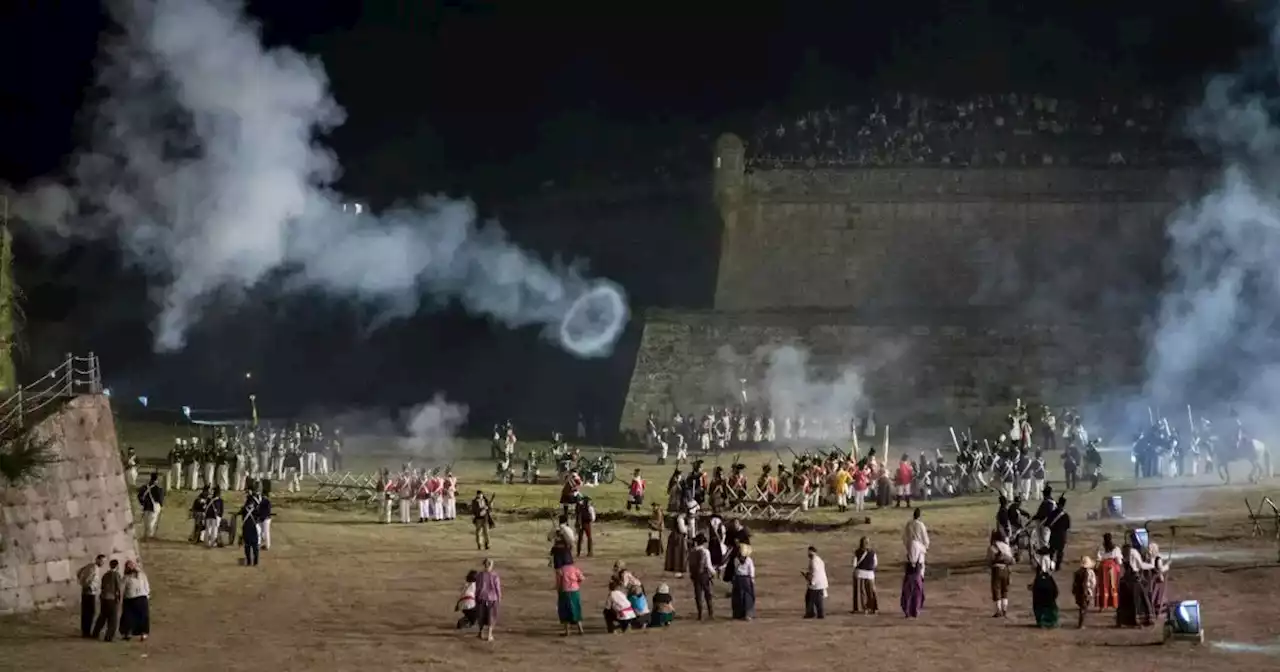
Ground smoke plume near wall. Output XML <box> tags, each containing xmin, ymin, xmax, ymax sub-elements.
<box><xmin>706</xmin><ymin>343</ymin><xmax>907</xmax><ymax>425</ymax></box>
<box><xmin>11</xmin><ymin>0</ymin><xmax>627</xmax><ymax>358</ymax></box>
<box><xmin>1143</xmin><ymin>17</ymin><xmax>1280</xmax><ymax>438</ymax></box>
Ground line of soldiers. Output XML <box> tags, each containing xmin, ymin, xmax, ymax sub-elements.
<box><xmin>646</xmin><ymin>408</ymin><xmax>879</xmax><ymax>457</ymax></box>
<box><xmin>165</xmin><ymin>423</ymin><xmax>344</xmax><ymax>494</ymax></box>
<box><xmin>375</xmin><ymin>465</ymin><xmax>460</xmax><ymax>524</ymax></box>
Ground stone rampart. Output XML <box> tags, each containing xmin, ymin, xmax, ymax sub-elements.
<box><xmin>620</xmin><ymin>309</ymin><xmax>1143</xmax><ymax>434</ymax></box>
<box><xmin>0</xmin><ymin>395</ymin><xmax>139</xmax><ymax>615</ymax></box>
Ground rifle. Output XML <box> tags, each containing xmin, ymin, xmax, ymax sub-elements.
<box><xmin>485</xmin><ymin>493</ymin><xmax>497</xmax><ymax>529</ymax></box>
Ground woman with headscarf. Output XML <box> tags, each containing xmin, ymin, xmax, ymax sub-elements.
<box><xmin>986</xmin><ymin>529</ymin><xmax>1014</xmax><ymax>618</ymax></box>
<box><xmin>730</xmin><ymin>543</ymin><xmax>756</xmax><ymax>620</ymax></box>
<box><xmin>1095</xmin><ymin>532</ymin><xmax>1122</xmax><ymax>610</ymax></box>
<box><xmin>852</xmin><ymin>536</ymin><xmax>879</xmax><ymax>615</ymax></box>
<box><xmin>1115</xmin><ymin>530</ymin><xmax>1155</xmax><ymax>627</ymax></box>
<box><xmin>475</xmin><ymin>558</ymin><xmax>503</xmax><ymax>641</ymax></box>
<box><xmin>901</xmin><ymin>539</ymin><xmax>926</xmax><ymax>618</ymax></box>
<box><xmin>119</xmin><ymin>560</ymin><xmax>151</xmax><ymax>641</ymax></box>
<box><xmin>646</xmin><ymin>503</ymin><xmax>665</xmax><ymax>556</ymax></box>
<box><xmin>1145</xmin><ymin>542</ymin><xmax>1170</xmax><ymax>618</ymax></box>
<box><xmin>1029</xmin><ymin>547</ymin><xmax>1059</xmax><ymax>627</ymax></box>
<box><xmin>664</xmin><ymin>509</ymin><xmax>691</xmax><ymax>578</ymax></box>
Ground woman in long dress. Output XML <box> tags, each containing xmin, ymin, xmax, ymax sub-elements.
<box><xmin>707</xmin><ymin>516</ymin><xmax>727</xmax><ymax>572</ymax></box>
<box><xmin>1030</xmin><ymin>547</ymin><xmax>1060</xmax><ymax>627</ymax></box>
<box><xmin>1095</xmin><ymin>532</ymin><xmax>1122</xmax><ymax>610</ymax></box>
<box><xmin>852</xmin><ymin>536</ymin><xmax>879</xmax><ymax>614</ymax></box>
<box><xmin>901</xmin><ymin>540</ymin><xmax>925</xmax><ymax>618</ymax></box>
<box><xmin>730</xmin><ymin>543</ymin><xmax>756</xmax><ymax>620</ymax></box>
<box><xmin>664</xmin><ymin>513</ymin><xmax>690</xmax><ymax>577</ymax></box>
<box><xmin>645</xmin><ymin>504</ymin><xmax>665</xmax><ymax>556</ymax></box>
<box><xmin>1146</xmin><ymin>542</ymin><xmax>1169</xmax><ymax>618</ymax></box>
<box><xmin>1115</xmin><ymin>531</ymin><xmax>1155</xmax><ymax>627</ymax></box>
<box><xmin>119</xmin><ymin>560</ymin><xmax>151</xmax><ymax>641</ymax></box>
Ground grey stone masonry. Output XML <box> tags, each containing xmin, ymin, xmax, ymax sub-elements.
<box><xmin>0</xmin><ymin>395</ymin><xmax>140</xmax><ymax>615</ymax></box>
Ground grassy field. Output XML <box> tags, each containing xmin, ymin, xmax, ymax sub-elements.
<box><xmin>2</xmin><ymin>419</ymin><xmax>1280</xmax><ymax>671</ymax></box>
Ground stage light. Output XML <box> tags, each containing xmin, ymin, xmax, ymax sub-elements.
<box><xmin>1164</xmin><ymin>600</ymin><xmax>1204</xmax><ymax>644</ymax></box>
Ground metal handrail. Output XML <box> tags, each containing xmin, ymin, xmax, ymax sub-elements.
<box><xmin>0</xmin><ymin>352</ymin><xmax>102</xmax><ymax>436</ymax></box>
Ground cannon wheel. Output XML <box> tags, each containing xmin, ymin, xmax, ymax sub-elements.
<box><xmin>602</xmin><ymin>464</ymin><xmax>617</xmax><ymax>484</ymax></box>
<box><xmin>576</xmin><ymin>456</ymin><xmax>592</xmax><ymax>473</ymax></box>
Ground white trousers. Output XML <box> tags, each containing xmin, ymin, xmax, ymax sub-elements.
<box><xmin>128</xmin><ymin>467</ymin><xmax>138</xmax><ymax>486</ymax></box>
<box><xmin>429</xmin><ymin>496</ymin><xmax>443</xmax><ymax>520</ymax></box>
<box><xmin>261</xmin><ymin>519</ymin><xmax>272</xmax><ymax>549</ymax></box>
<box><xmin>305</xmin><ymin>452</ymin><xmax>317</xmax><ymax>475</ymax></box>
<box><xmin>234</xmin><ymin>466</ymin><xmax>247</xmax><ymax>492</ymax></box>
<box><xmin>399</xmin><ymin>498</ymin><xmax>412</xmax><ymax>524</ymax></box>
<box><xmin>853</xmin><ymin>489</ymin><xmax>866</xmax><ymax>511</ymax></box>
<box><xmin>1019</xmin><ymin>478</ymin><xmax>1033</xmax><ymax>501</ymax></box>
<box><xmin>836</xmin><ymin>491</ymin><xmax>848</xmax><ymax>508</ymax></box>
<box><xmin>204</xmin><ymin>516</ymin><xmax>221</xmax><ymax>547</ymax></box>
<box><xmin>204</xmin><ymin>463</ymin><xmax>216</xmax><ymax>490</ymax></box>
<box><xmin>142</xmin><ymin>507</ymin><xmax>161</xmax><ymax>539</ymax></box>
<box><xmin>286</xmin><ymin>469</ymin><xmax>301</xmax><ymax>492</ymax></box>
<box><xmin>171</xmin><ymin>463</ymin><xmax>184</xmax><ymax>490</ymax></box>
<box><xmin>189</xmin><ymin>463</ymin><xmax>201</xmax><ymax>489</ymax></box>
<box><xmin>418</xmin><ymin>500</ymin><xmax>430</xmax><ymax>519</ymax></box>
<box><xmin>1031</xmin><ymin>479</ymin><xmax>1044</xmax><ymax>500</ymax></box>
<box><xmin>382</xmin><ymin>497</ymin><xmax>394</xmax><ymax>524</ymax></box>
<box><xmin>444</xmin><ymin>496</ymin><xmax>457</xmax><ymax>519</ymax></box>
<box><xmin>258</xmin><ymin>452</ymin><xmax>271</xmax><ymax>478</ymax></box>
<box><xmin>317</xmin><ymin>455</ymin><xmax>329</xmax><ymax>475</ymax></box>
<box><xmin>1001</xmin><ymin>482</ymin><xmax>1014</xmax><ymax>501</ymax></box>
<box><xmin>217</xmin><ymin>465</ymin><xmax>230</xmax><ymax>492</ymax></box>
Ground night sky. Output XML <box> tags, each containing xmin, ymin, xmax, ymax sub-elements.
<box><xmin>0</xmin><ymin>1</ymin><xmax>1258</xmax><ymax>434</ymax></box>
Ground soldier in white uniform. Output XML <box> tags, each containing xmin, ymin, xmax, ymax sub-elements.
<box><xmin>188</xmin><ymin>439</ymin><xmax>203</xmax><ymax>490</ymax></box>
<box><xmin>169</xmin><ymin>439</ymin><xmax>184</xmax><ymax>491</ymax></box>
<box><xmin>125</xmin><ymin>447</ymin><xmax>139</xmax><ymax>486</ymax></box>
<box><xmin>202</xmin><ymin>438</ymin><xmax>217</xmax><ymax>491</ymax></box>
<box><xmin>443</xmin><ymin>470</ymin><xmax>458</xmax><ymax>520</ymax></box>
<box><xmin>398</xmin><ymin>470</ymin><xmax>414</xmax><ymax>524</ymax></box>
<box><xmin>215</xmin><ymin>435</ymin><xmax>231</xmax><ymax>492</ymax></box>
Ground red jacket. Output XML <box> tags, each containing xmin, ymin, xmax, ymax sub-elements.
<box><xmin>895</xmin><ymin>462</ymin><xmax>914</xmax><ymax>486</ymax></box>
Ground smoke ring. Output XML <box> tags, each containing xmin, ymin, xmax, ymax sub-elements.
<box><xmin>558</xmin><ymin>282</ymin><xmax>628</xmax><ymax>357</ymax></box>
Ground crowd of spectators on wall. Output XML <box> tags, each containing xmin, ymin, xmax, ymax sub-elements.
<box><xmin>745</xmin><ymin>93</ymin><xmax>1198</xmax><ymax>169</ymax></box>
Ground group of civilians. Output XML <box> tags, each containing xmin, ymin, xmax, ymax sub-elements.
<box><xmin>77</xmin><ymin>554</ymin><xmax>152</xmax><ymax>642</ymax></box>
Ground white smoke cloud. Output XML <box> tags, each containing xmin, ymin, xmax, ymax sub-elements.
<box><xmin>14</xmin><ymin>0</ymin><xmax>627</xmax><ymax>356</ymax></box>
<box><xmin>397</xmin><ymin>394</ymin><xmax>469</xmax><ymax>459</ymax></box>
<box><xmin>762</xmin><ymin>345</ymin><xmax>867</xmax><ymax>425</ymax></box>
<box><xmin>1143</xmin><ymin>35</ymin><xmax>1280</xmax><ymax>436</ymax></box>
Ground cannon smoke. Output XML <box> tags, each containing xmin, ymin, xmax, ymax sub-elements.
<box><xmin>10</xmin><ymin>0</ymin><xmax>628</xmax><ymax>357</ymax></box>
<box><xmin>1143</xmin><ymin>10</ymin><xmax>1280</xmax><ymax>440</ymax></box>
<box><xmin>398</xmin><ymin>394</ymin><xmax>469</xmax><ymax>460</ymax></box>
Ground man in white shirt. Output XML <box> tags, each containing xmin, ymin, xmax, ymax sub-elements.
<box><xmin>804</xmin><ymin>546</ymin><xmax>829</xmax><ymax>619</ymax></box>
<box><xmin>77</xmin><ymin>555</ymin><xmax>105</xmax><ymax>638</ymax></box>
<box><xmin>903</xmin><ymin>508</ymin><xmax>931</xmax><ymax>573</ymax></box>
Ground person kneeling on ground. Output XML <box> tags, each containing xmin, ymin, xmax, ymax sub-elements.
<box><xmin>455</xmin><ymin>571</ymin><xmax>478</xmax><ymax>629</ymax></box>
<box><xmin>650</xmin><ymin>583</ymin><xmax>675</xmax><ymax>627</ymax></box>
<box><xmin>603</xmin><ymin>578</ymin><xmax>636</xmax><ymax>633</ymax></box>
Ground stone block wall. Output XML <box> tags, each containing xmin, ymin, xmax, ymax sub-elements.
<box><xmin>714</xmin><ymin>161</ymin><xmax>1197</xmax><ymax>311</ymax></box>
<box><xmin>620</xmin><ymin>309</ymin><xmax>1143</xmax><ymax>435</ymax></box>
<box><xmin>0</xmin><ymin>395</ymin><xmax>139</xmax><ymax>615</ymax></box>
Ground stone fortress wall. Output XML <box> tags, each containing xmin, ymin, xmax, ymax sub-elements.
<box><xmin>0</xmin><ymin>395</ymin><xmax>139</xmax><ymax>615</ymax></box>
<box><xmin>620</xmin><ymin>93</ymin><xmax>1203</xmax><ymax>434</ymax></box>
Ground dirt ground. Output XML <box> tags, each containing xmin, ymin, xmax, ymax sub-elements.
<box><xmin>2</xmin><ymin>425</ymin><xmax>1279</xmax><ymax>672</ymax></box>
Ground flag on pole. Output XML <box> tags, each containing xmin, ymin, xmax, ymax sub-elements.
<box><xmin>137</xmin><ymin>396</ymin><xmax>149</xmax><ymax>408</ymax></box>
<box><xmin>249</xmin><ymin>394</ymin><xmax>259</xmax><ymax>428</ymax></box>
<box><xmin>182</xmin><ymin>405</ymin><xmax>191</xmax><ymax>419</ymax></box>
